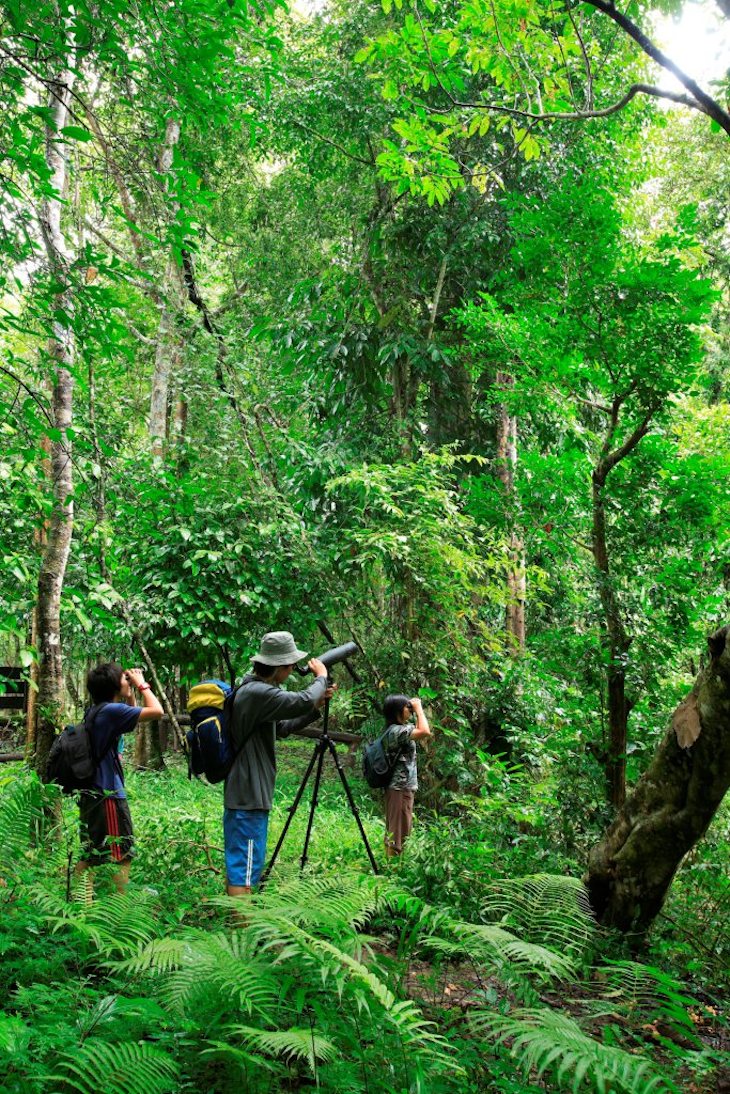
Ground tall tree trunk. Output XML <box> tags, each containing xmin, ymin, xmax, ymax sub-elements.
<box><xmin>149</xmin><ymin>118</ymin><xmax>183</xmax><ymax>457</ymax></box>
<box><xmin>26</xmin><ymin>433</ymin><xmax>51</xmax><ymax>755</ymax></box>
<box><xmin>33</xmin><ymin>55</ymin><xmax>77</xmax><ymax>778</ymax></box>
<box><xmin>591</xmin><ymin>470</ymin><xmax>630</xmax><ymax>808</ymax></box>
<box><xmin>589</xmin><ymin>399</ymin><xmax>655</xmax><ymax>809</ymax></box>
<box><xmin>495</xmin><ymin>372</ymin><xmax>526</xmax><ymax>652</ymax></box>
<box><xmin>149</xmin><ymin>259</ymin><xmax>184</xmax><ymax>456</ymax></box>
<box><xmin>586</xmin><ymin>626</ymin><xmax>730</xmax><ymax>933</ymax></box>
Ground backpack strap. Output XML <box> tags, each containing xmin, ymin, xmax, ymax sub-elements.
<box><xmin>226</xmin><ymin>683</ymin><xmax>259</xmax><ymax>767</ymax></box>
<box><xmin>83</xmin><ymin>702</ymin><xmax>113</xmax><ymax>772</ymax></box>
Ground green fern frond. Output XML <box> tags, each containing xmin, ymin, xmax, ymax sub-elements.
<box><xmin>483</xmin><ymin>874</ymin><xmax>597</xmax><ymax>959</ymax></box>
<box><xmin>0</xmin><ymin>772</ymin><xmax>47</xmax><ymax>868</ymax></box>
<box><xmin>114</xmin><ymin>937</ymin><xmax>194</xmax><ymax>976</ymax></box>
<box><xmin>48</xmin><ymin>1041</ymin><xmax>178</xmax><ymax>1094</ymax></box>
<box><xmin>200</xmin><ymin>1039</ymin><xmax>279</xmax><ymax>1074</ymax></box>
<box><xmin>241</xmin><ymin>872</ymin><xmax>389</xmax><ymax>934</ymax></box>
<box><xmin>42</xmin><ymin>891</ymin><xmax>160</xmax><ymax>958</ymax></box>
<box><xmin>256</xmin><ymin>914</ymin><xmax>457</xmax><ymax>1064</ymax></box>
<box><xmin>125</xmin><ymin>930</ymin><xmax>279</xmax><ymax>1020</ymax></box>
<box><xmin>597</xmin><ymin>960</ymin><xmax>699</xmax><ymax>1034</ymax></box>
<box><xmin>474</xmin><ymin>1006</ymin><xmax>677</xmax><ymax>1094</ymax></box>
<box><xmin>227</xmin><ymin>1023</ymin><xmax>339</xmax><ymax>1071</ymax></box>
<box><xmin>431</xmin><ymin>921</ymin><xmax>578</xmax><ymax>982</ymax></box>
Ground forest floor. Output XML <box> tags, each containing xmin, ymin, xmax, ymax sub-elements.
<box><xmin>1</xmin><ymin>732</ymin><xmax>728</xmax><ymax>1092</ymax></box>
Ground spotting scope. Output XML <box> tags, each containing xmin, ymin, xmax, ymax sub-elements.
<box><xmin>294</xmin><ymin>641</ymin><xmax>360</xmax><ymax>676</ymax></box>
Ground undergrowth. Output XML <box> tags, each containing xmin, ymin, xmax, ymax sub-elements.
<box><xmin>0</xmin><ymin>762</ymin><xmax>727</xmax><ymax>1093</ymax></box>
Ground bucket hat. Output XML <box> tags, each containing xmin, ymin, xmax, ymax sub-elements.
<box><xmin>252</xmin><ymin>631</ymin><xmax>308</xmax><ymax>667</ymax></box>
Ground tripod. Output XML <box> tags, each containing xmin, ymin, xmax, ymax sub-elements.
<box><xmin>261</xmin><ymin>682</ymin><xmax>379</xmax><ymax>884</ymax></box>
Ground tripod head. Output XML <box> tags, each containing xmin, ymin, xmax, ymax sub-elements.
<box><xmin>294</xmin><ymin>641</ymin><xmax>360</xmax><ymax>677</ymax></box>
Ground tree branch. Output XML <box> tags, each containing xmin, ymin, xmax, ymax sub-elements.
<box><xmin>583</xmin><ymin>0</ymin><xmax>730</xmax><ymax>135</ymax></box>
<box><xmin>0</xmin><ymin>365</ymin><xmax>53</xmax><ymax>425</ymax></box>
<box><xmin>290</xmin><ymin>120</ymin><xmax>375</xmax><ymax>167</ymax></box>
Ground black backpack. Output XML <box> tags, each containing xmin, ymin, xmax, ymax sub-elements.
<box><xmin>362</xmin><ymin>730</ymin><xmax>402</xmax><ymax>790</ymax></box>
<box><xmin>47</xmin><ymin>704</ymin><xmax>109</xmax><ymax>794</ymax></box>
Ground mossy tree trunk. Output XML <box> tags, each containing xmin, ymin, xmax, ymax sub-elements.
<box><xmin>586</xmin><ymin>626</ymin><xmax>730</xmax><ymax>933</ymax></box>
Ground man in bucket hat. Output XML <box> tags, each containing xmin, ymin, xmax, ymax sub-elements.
<box><xmin>224</xmin><ymin>631</ymin><xmax>330</xmax><ymax>895</ymax></box>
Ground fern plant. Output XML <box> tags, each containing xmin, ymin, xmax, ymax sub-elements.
<box><xmin>47</xmin><ymin>1041</ymin><xmax>178</xmax><ymax>1094</ymax></box>
<box><xmin>474</xmin><ymin>1006</ymin><xmax>678</xmax><ymax>1094</ymax></box>
<box><xmin>482</xmin><ymin>874</ymin><xmax>597</xmax><ymax>964</ymax></box>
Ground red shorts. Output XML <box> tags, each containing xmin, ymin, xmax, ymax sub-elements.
<box><xmin>79</xmin><ymin>792</ymin><xmax>135</xmax><ymax>864</ymax></box>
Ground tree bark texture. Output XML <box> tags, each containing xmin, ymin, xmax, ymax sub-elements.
<box><xmin>149</xmin><ymin>117</ymin><xmax>183</xmax><ymax>457</ymax></box>
<box><xmin>590</xmin><ymin>400</ymin><xmax>654</xmax><ymax>809</ymax></box>
<box><xmin>586</xmin><ymin>626</ymin><xmax>730</xmax><ymax>933</ymax></box>
<box><xmin>495</xmin><ymin>372</ymin><xmax>526</xmax><ymax>651</ymax></box>
<box><xmin>33</xmin><ymin>57</ymin><xmax>77</xmax><ymax>778</ymax></box>
<box><xmin>591</xmin><ymin>471</ymin><xmax>630</xmax><ymax>809</ymax></box>
<box><xmin>149</xmin><ymin>258</ymin><xmax>185</xmax><ymax>456</ymax></box>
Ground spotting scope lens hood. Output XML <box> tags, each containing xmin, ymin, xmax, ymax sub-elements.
<box><xmin>295</xmin><ymin>640</ymin><xmax>360</xmax><ymax>676</ymax></box>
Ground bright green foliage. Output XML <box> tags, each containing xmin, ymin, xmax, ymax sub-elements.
<box><xmin>475</xmin><ymin>1007</ymin><xmax>675</xmax><ymax>1093</ymax></box>
<box><xmin>357</xmin><ymin>0</ymin><xmax>651</xmax><ymax>201</ymax></box>
<box><xmin>0</xmin><ymin>2</ymin><xmax>729</xmax><ymax>1091</ymax></box>
<box><xmin>49</xmin><ymin>1042</ymin><xmax>179</xmax><ymax>1094</ymax></box>
<box><xmin>2</xmin><ymin>766</ymin><xmax>725</xmax><ymax>1094</ymax></box>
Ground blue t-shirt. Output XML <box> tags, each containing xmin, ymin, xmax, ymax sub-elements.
<box><xmin>88</xmin><ymin>703</ymin><xmax>142</xmax><ymax>798</ymax></box>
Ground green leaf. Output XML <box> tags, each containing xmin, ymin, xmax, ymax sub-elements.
<box><xmin>60</xmin><ymin>125</ymin><xmax>94</xmax><ymax>142</ymax></box>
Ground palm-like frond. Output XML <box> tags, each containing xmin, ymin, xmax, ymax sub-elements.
<box><xmin>597</xmin><ymin>960</ymin><xmax>700</xmax><ymax>1033</ymax></box>
<box><xmin>251</xmin><ymin>912</ymin><xmax>457</xmax><ymax>1064</ymax></box>
<box><xmin>48</xmin><ymin>1041</ymin><xmax>178</xmax><ymax>1094</ymax></box>
<box><xmin>0</xmin><ymin>771</ymin><xmax>47</xmax><ymax>869</ymax></box>
<box><xmin>215</xmin><ymin>872</ymin><xmax>391</xmax><ymax>935</ymax></box>
<box><xmin>483</xmin><ymin>874</ymin><xmax>597</xmax><ymax>960</ymax></box>
<box><xmin>42</xmin><ymin>891</ymin><xmax>160</xmax><ymax>957</ymax></box>
<box><xmin>118</xmin><ymin>929</ymin><xmax>280</xmax><ymax>1020</ymax></box>
<box><xmin>425</xmin><ymin>922</ymin><xmax>578</xmax><ymax>983</ymax></box>
<box><xmin>474</xmin><ymin>1006</ymin><xmax>677</xmax><ymax>1094</ymax></box>
<box><xmin>226</xmin><ymin>1023</ymin><xmax>339</xmax><ymax>1072</ymax></box>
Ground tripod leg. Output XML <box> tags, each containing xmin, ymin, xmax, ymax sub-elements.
<box><xmin>326</xmin><ymin>737</ymin><xmax>380</xmax><ymax>875</ymax></box>
<box><xmin>260</xmin><ymin>740</ymin><xmax>320</xmax><ymax>886</ymax></box>
<box><xmin>299</xmin><ymin>736</ymin><xmax>327</xmax><ymax>872</ymax></box>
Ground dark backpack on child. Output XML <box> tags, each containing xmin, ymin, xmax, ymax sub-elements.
<box><xmin>362</xmin><ymin>730</ymin><xmax>401</xmax><ymax>790</ymax></box>
<box><xmin>47</xmin><ymin>704</ymin><xmax>108</xmax><ymax>794</ymax></box>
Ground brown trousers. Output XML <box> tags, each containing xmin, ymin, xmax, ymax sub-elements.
<box><xmin>385</xmin><ymin>788</ymin><xmax>415</xmax><ymax>854</ymax></box>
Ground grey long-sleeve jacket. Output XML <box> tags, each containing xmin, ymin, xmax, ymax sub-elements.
<box><xmin>223</xmin><ymin>673</ymin><xmax>326</xmax><ymax>811</ymax></box>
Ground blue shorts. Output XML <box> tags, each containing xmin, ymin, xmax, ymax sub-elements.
<box><xmin>223</xmin><ymin>808</ymin><xmax>269</xmax><ymax>888</ymax></box>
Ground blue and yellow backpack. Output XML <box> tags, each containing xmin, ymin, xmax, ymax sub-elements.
<box><xmin>186</xmin><ymin>679</ymin><xmax>238</xmax><ymax>783</ymax></box>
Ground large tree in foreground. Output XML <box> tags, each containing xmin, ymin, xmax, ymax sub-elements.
<box><xmin>587</xmin><ymin>625</ymin><xmax>730</xmax><ymax>932</ymax></box>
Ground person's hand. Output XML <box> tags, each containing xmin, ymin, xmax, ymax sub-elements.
<box><xmin>125</xmin><ymin>667</ymin><xmax>147</xmax><ymax>690</ymax></box>
<box><xmin>409</xmin><ymin>696</ymin><xmax>422</xmax><ymax>713</ymax></box>
<box><xmin>309</xmin><ymin>658</ymin><xmax>327</xmax><ymax>679</ymax></box>
<box><xmin>315</xmin><ymin>683</ymin><xmax>337</xmax><ymax>709</ymax></box>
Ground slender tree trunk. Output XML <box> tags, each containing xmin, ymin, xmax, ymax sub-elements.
<box><xmin>149</xmin><ymin>118</ymin><xmax>183</xmax><ymax>457</ymax></box>
<box><xmin>586</xmin><ymin>626</ymin><xmax>730</xmax><ymax>933</ymax></box>
<box><xmin>33</xmin><ymin>56</ymin><xmax>77</xmax><ymax>778</ymax></box>
<box><xmin>26</xmin><ymin>432</ymin><xmax>50</xmax><ymax>755</ymax></box>
<box><xmin>149</xmin><ymin>259</ymin><xmax>184</xmax><ymax>456</ymax></box>
<box><xmin>588</xmin><ymin>399</ymin><xmax>655</xmax><ymax>809</ymax></box>
<box><xmin>592</xmin><ymin>469</ymin><xmax>630</xmax><ymax>809</ymax></box>
<box><xmin>495</xmin><ymin>372</ymin><xmax>526</xmax><ymax>652</ymax></box>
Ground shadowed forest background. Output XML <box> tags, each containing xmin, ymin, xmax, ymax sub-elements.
<box><xmin>0</xmin><ymin>0</ymin><xmax>729</xmax><ymax>1090</ymax></box>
